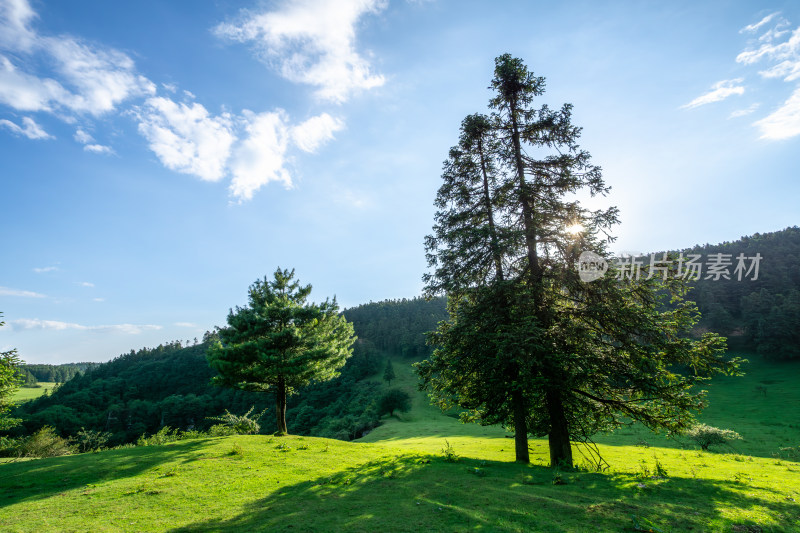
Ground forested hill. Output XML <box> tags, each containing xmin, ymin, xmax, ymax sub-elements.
<box><xmin>678</xmin><ymin>226</ymin><xmax>800</xmax><ymax>358</ymax></box>
<box><xmin>343</xmin><ymin>296</ymin><xmax>447</xmax><ymax>358</ymax></box>
<box><xmin>10</xmin><ymin>297</ymin><xmax>446</xmax><ymax>445</ymax></box>
<box><xmin>17</xmin><ymin>362</ymin><xmax>101</xmax><ymax>386</ymax></box>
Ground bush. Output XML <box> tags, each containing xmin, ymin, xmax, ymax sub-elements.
<box><xmin>75</xmin><ymin>427</ymin><xmax>111</xmax><ymax>453</ymax></box>
<box><xmin>206</xmin><ymin>406</ymin><xmax>265</xmax><ymax>435</ymax></box>
<box><xmin>0</xmin><ymin>435</ymin><xmax>21</xmax><ymax>457</ymax></box>
<box><xmin>378</xmin><ymin>389</ymin><xmax>411</xmax><ymax>417</ymax></box>
<box><xmin>18</xmin><ymin>426</ymin><xmax>73</xmax><ymax>458</ymax></box>
<box><xmin>136</xmin><ymin>426</ymin><xmax>180</xmax><ymax>447</ymax></box>
<box><xmin>687</xmin><ymin>424</ymin><xmax>742</xmax><ymax>451</ymax></box>
<box><xmin>207</xmin><ymin>424</ymin><xmax>237</xmax><ymax>437</ymax></box>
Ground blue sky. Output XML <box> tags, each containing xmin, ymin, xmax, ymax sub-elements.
<box><xmin>1</xmin><ymin>0</ymin><xmax>798</xmax><ymax>364</ymax></box>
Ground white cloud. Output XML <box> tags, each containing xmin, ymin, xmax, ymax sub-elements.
<box><xmin>0</xmin><ymin>55</ymin><xmax>70</xmax><ymax>112</ymax></box>
<box><xmin>0</xmin><ymin>0</ymin><xmax>36</xmax><ymax>51</ymax></box>
<box><xmin>0</xmin><ymin>286</ymin><xmax>45</xmax><ymax>297</ymax></box>
<box><xmin>753</xmin><ymin>87</ymin><xmax>800</xmax><ymax>140</ymax></box>
<box><xmin>33</xmin><ymin>265</ymin><xmax>58</xmax><ymax>273</ymax></box>
<box><xmin>84</xmin><ymin>143</ymin><xmax>113</xmax><ymax>154</ymax></box>
<box><xmin>291</xmin><ymin>112</ymin><xmax>344</xmax><ymax>152</ymax></box>
<box><xmin>215</xmin><ymin>0</ymin><xmax>386</xmax><ymax>103</ymax></box>
<box><xmin>174</xmin><ymin>322</ymin><xmax>199</xmax><ymax>328</ymax></box>
<box><xmin>740</xmin><ymin>12</ymin><xmax>780</xmax><ymax>34</ymax></box>
<box><xmin>43</xmin><ymin>37</ymin><xmax>155</xmax><ymax>115</ymax></box>
<box><xmin>73</xmin><ymin>127</ymin><xmax>113</xmax><ymax>153</ymax></box>
<box><xmin>737</xmin><ymin>26</ymin><xmax>800</xmax><ymax>81</ymax></box>
<box><xmin>74</xmin><ymin>127</ymin><xmax>92</xmax><ymax>144</ymax></box>
<box><xmin>136</xmin><ymin>96</ymin><xmax>236</xmax><ymax>182</ymax></box>
<box><xmin>77</xmin><ymin>281</ymin><xmax>95</xmax><ymax>287</ymax></box>
<box><xmin>681</xmin><ymin>79</ymin><xmax>745</xmax><ymax>109</ymax></box>
<box><xmin>229</xmin><ymin>110</ymin><xmax>292</xmax><ymax>200</ymax></box>
<box><xmin>0</xmin><ymin>115</ymin><xmax>51</xmax><ymax>138</ymax></box>
<box><xmin>11</xmin><ymin>318</ymin><xmax>162</xmax><ymax>334</ymax></box>
<box><xmin>93</xmin><ymin>297</ymin><xmax>105</xmax><ymax>302</ymax></box>
<box><xmin>729</xmin><ymin>103</ymin><xmax>760</xmax><ymax>118</ymax></box>
<box><xmin>0</xmin><ymin>0</ymin><xmax>154</xmax><ymax>117</ymax></box>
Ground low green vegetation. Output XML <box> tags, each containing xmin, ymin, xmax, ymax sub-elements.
<box><xmin>10</xmin><ymin>382</ymin><xmax>57</xmax><ymax>404</ymax></box>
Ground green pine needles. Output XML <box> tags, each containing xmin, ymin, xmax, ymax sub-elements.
<box><xmin>207</xmin><ymin>268</ymin><xmax>357</xmax><ymax>435</ymax></box>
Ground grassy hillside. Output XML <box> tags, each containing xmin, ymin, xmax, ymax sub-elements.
<box><xmin>1</xmin><ymin>433</ymin><xmax>799</xmax><ymax>532</ymax></box>
<box><xmin>1</xmin><ymin>353</ymin><xmax>798</xmax><ymax>532</ymax></box>
<box><xmin>10</xmin><ymin>383</ymin><xmax>57</xmax><ymax>404</ymax></box>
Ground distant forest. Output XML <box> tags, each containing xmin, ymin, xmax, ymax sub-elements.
<box><xmin>16</xmin><ymin>362</ymin><xmax>101</xmax><ymax>387</ymax></box>
<box><xmin>9</xmin><ymin>297</ymin><xmax>446</xmax><ymax>445</ymax></box>
<box><xmin>684</xmin><ymin>226</ymin><xmax>799</xmax><ymax>358</ymax></box>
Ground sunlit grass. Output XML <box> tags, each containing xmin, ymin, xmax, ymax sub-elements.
<box><xmin>1</xmin><ymin>353</ymin><xmax>798</xmax><ymax>531</ymax></box>
<box><xmin>10</xmin><ymin>382</ymin><xmax>57</xmax><ymax>404</ymax></box>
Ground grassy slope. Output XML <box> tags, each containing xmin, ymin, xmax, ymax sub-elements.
<box><xmin>10</xmin><ymin>383</ymin><xmax>57</xmax><ymax>404</ymax></box>
<box><xmin>1</xmin><ymin>355</ymin><xmax>799</xmax><ymax>532</ymax></box>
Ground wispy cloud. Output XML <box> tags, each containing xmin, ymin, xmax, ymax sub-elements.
<box><xmin>734</xmin><ymin>14</ymin><xmax>800</xmax><ymax>139</ymax></box>
<box><xmin>11</xmin><ymin>318</ymin><xmax>161</xmax><ymax>334</ymax></box>
<box><xmin>0</xmin><ymin>115</ymin><xmax>51</xmax><ymax>139</ymax></box>
<box><xmin>32</xmin><ymin>265</ymin><xmax>58</xmax><ymax>273</ymax></box>
<box><xmin>681</xmin><ymin>79</ymin><xmax>745</xmax><ymax>109</ymax></box>
<box><xmin>73</xmin><ymin>127</ymin><xmax>113</xmax><ymax>154</ymax></box>
<box><xmin>740</xmin><ymin>12</ymin><xmax>780</xmax><ymax>34</ymax></box>
<box><xmin>214</xmin><ymin>0</ymin><xmax>386</xmax><ymax>103</ymax></box>
<box><xmin>76</xmin><ymin>281</ymin><xmax>95</xmax><ymax>288</ymax></box>
<box><xmin>737</xmin><ymin>26</ymin><xmax>800</xmax><ymax>81</ymax></box>
<box><xmin>753</xmin><ymin>87</ymin><xmax>800</xmax><ymax>139</ymax></box>
<box><xmin>0</xmin><ymin>286</ymin><xmax>45</xmax><ymax>297</ymax></box>
<box><xmin>174</xmin><ymin>322</ymin><xmax>199</xmax><ymax>328</ymax></box>
<box><xmin>729</xmin><ymin>103</ymin><xmax>760</xmax><ymax>118</ymax></box>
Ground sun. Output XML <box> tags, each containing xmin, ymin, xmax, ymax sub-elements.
<box><xmin>566</xmin><ymin>223</ymin><xmax>584</xmax><ymax>235</ymax></box>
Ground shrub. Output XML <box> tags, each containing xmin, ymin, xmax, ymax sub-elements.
<box><xmin>0</xmin><ymin>435</ymin><xmax>21</xmax><ymax>457</ymax></box>
<box><xmin>75</xmin><ymin>427</ymin><xmax>111</xmax><ymax>453</ymax></box>
<box><xmin>207</xmin><ymin>424</ymin><xmax>237</xmax><ymax>437</ymax></box>
<box><xmin>136</xmin><ymin>426</ymin><xmax>180</xmax><ymax>447</ymax></box>
<box><xmin>378</xmin><ymin>389</ymin><xmax>411</xmax><ymax>417</ymax></box>
<box><xmin>18</xmin><ymin>426</ymin><xmax>73</xmax><ymax>458</ymax></box>
<box><xmin>441</xmin><ymin>439</ymin><xmax>458</xmax><ymax>462</ymax></box>
<box><xmin>206</xmin><ymin>406</ymin><xmax>266</xmax><ymax>435</ymax></box>
<box><xmin>686</xmin><ymin>424</ymin><xmax>742</xmax><ymax>451</ymax></box>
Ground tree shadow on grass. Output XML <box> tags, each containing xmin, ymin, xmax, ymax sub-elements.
<box><xmin>0</xmin><ymin>438</ymin><xmax>215</xmax><ymax>508</ymax></box>
<box><xmin>168</xmin><ymin>454</ymin><xmax>800</xmax><ymax>533</ymax></box>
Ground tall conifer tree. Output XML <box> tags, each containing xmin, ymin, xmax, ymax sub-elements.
<box><xmin>419</xmin><ymin>55</ymin><xmax>739</xmax><ymax>467</ymax></box>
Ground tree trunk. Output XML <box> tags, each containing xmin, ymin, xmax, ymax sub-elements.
<box><xmin>508</xmin><ymin>100</ymin><xmax>540</xmax><ymax>283</ymax></box>
<box><xmin>546</xmin><ymin>388</ymin><xmax>572</xmax><ymax>468</ymax></box>
<box><xmin>478</xmin><ymin>137</ymin><xmax>504</xmax><ymax>283</ymax></box>
<box><xmin>512</xmin><ymin>387</ymin><xmax>530</xmax><ymax>463</ymax></box>
<box><xmin>275</xmin><ymin>378</ymin><xmax>288</xmax><ymax>435</ymax></box>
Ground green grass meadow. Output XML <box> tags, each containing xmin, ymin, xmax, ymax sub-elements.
<box><xmin>10</xmin><ymin>383</ymin><xmax>57</xmax><ymax>404</ymax></box>
<box><xmin>1</xmin><ymin>355</ymin><xmax>799</xmax><ymax>532</ymax></box>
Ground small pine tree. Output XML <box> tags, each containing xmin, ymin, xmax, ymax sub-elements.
<box><xmin>383</xmin><ymin>358</ymin><xmax>396</xmax><ymax>385</ymax></box>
